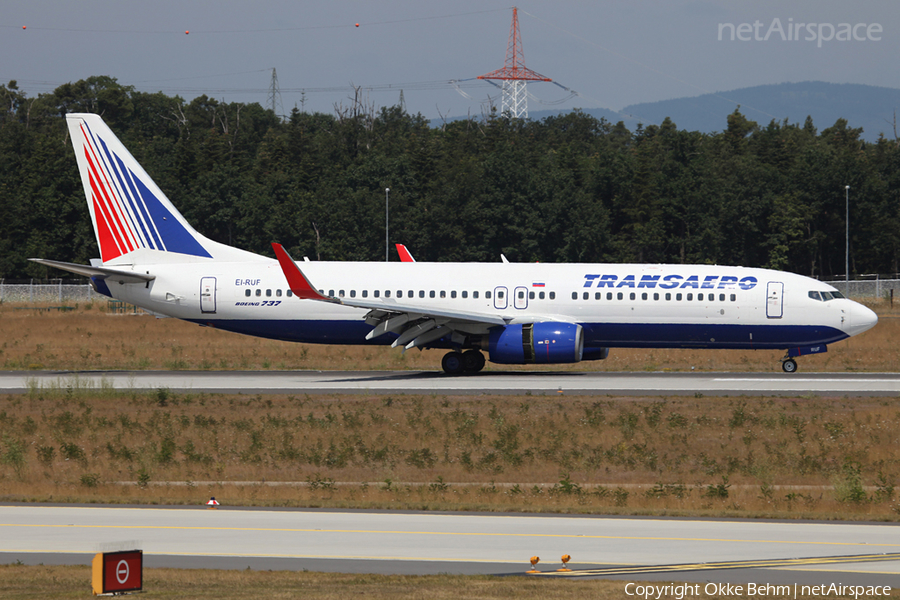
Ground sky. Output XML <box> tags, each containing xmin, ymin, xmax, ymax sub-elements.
<box><xmin>2</xmin><ymin>1</ymin><xmax>899</xmax><ymax>120</ymax></box>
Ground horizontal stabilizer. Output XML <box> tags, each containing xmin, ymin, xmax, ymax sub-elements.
<box><xmin>29</xmin><ymin>258</ymin><xmax>155</xmax><ymax>284</ymax></box>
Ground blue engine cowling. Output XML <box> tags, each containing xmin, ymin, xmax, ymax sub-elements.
<box><xmin>488</xmin><ymin>322</ymin><xmax>584</xmax><ymax>364</ymax></box>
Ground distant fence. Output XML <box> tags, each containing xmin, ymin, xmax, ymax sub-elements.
<box><xmin>0</xmin><ymin>280</ymin><xmax>104</xmax><ymax>303</ymax></box>
<box><xmin>1</xmin><ymin>277</ymin><xmax>898</xmax><ymax>304</ymax></box>
<box><xmin>825</xmin><ymin>278</ymin><xmax>900</xmax><ymax>299</ymax></box>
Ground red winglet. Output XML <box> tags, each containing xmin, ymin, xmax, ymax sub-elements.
<box><xmin>271</xmin><ymin>243</ymin><xmax>333</xmax><ymax>301</ymax></box>
<box><xmin>395</xmin><ymin>243</ymin><xmax>416</xmax><ymax>263</ymax></box>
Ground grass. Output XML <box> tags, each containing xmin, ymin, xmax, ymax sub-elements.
<box><xmin>0</xmin><ymin>564</ymin><xmax>892</xmax><ymax>599</ymax></box>
<box><xmin>0</xmin><ymin>298</ymin><xmax>896</xmax><ymax>372</ymax></box>
<box><xmin>3</xmin><ymin>390</ymin><xmax>900</xmax><ymax>520</ymax></box>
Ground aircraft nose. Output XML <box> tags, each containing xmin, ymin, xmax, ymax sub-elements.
<box><xmin>847</xmin><ymin>301</ymin><xmax>878</xmax><ymax>336</ymax></box>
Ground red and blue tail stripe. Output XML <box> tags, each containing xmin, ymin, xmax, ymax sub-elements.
<box><xmin>77</xmin><ymin>119</ymin><xmax>211</xmax><ymax>262</ymax></box>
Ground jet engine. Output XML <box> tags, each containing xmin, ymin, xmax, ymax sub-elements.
<box><xmin>488</xmin><ymin>322</ymin><xmax>584</xmax><ymax>364</ymax></box>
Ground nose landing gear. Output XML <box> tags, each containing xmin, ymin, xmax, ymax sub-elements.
<box><xmin>441</xmin><ymin>350</ymin><xmax>485</xmax><ymax>375</ymax></box>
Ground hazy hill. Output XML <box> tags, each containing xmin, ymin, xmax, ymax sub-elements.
<box><xmin>528</xmin><ymin>82</ymin><xmax>900</xmax><ymax>142</ymax></box>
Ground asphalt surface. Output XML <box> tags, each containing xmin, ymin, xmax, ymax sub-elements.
<box><xmin>3</xmin><ymin>370</ymin><xmax>900</xmax><ymax>396</ymax></box>
<box><xmin>3</xmin><ymin>504</ymin><xmax>900</xmax><ymax>586</ymax></box>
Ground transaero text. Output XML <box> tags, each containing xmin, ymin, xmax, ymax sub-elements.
<box><xmin>625</xmin><ymin>582</ymin><xmax>891</xmax><ymax>599</ymax></box>
<box><xmin>583</xmin><ymin>274</ymin><xmax>758</xmax><ymax>290</ymax></box>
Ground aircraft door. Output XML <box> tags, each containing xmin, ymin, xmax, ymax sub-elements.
<box><xmin>766</xmin><ymin>281</ymin><xmax>783</xmax><ymax>319</ymax></box>
<box><xmin>493</xmin><ymin>286</ymin><xmax>508</xmax><ymax>310</ymax></box>
<box><xmin>200</xmin><ymin>277</ymin><xmax>217</xmax><ymax>314</ymax></box>
<box><xmin>514</xmin><ymin>286</ymin><xmax>528</xmax><ymax>309</ymax></box>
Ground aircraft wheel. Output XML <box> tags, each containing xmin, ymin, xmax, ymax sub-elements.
<box><xmin>782</xmin><ymin>358</ymin><xmax>798</xmax><ymax>373</ymax></box>
<box><xmin>441</xmin><ymin>351</ymin><xmax>464</xmax><ymax>375</ymax></box>
<box><xmin>462</xmin><ymin>350</ymin><xmax>485</xmax><ymax>373</ymax></box>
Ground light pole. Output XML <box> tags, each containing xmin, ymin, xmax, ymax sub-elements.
<box><xmin>845</xmin><ymin>185</ymin><xmax>850</xmax><ymax>286</ymax></box>
<box><xmin>385</xmin><ymin>188</ymin><xmax>390</xmax><ymax>262</ymax></box>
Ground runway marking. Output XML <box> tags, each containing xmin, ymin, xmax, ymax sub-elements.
<box><xmin>0</xmin><ymin>548</ymin><xmax>526</xmax><ymax>563</ymax></box>
<box><xmin>3</xmin><ymin>523</ymin><xmax>900</xmax><ymax>549</ymax></box>
<box><xmin>533</xmin><ymin>553</ymin><xmax>900</xmax><ymax>577</ymax></box>
<box><xmin>714</xmin><ymin>378</ymin><xmax>900</xmax><ymax>383</ymax></box>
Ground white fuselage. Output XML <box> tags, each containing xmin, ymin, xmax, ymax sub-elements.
<box><xmin>100</xmin><ymin>253</ymin><xmax>876</xmax><ymax>352</ymax></box>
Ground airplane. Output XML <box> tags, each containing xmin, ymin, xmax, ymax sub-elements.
<box><xmin>32</xmin><ymin>113</ymin><xmax>878</xmax><ymax>375</ymax></box>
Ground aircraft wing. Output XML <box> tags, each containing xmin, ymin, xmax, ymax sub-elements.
<box><xmin>29</xmin><ymin>258</ymin><xmax>156</xmax><ymax>284</ymax></box>
<box><xmin>272</xmin><ymin>243</ymin><xmax>509</xmax><ymax>350</ymax></box>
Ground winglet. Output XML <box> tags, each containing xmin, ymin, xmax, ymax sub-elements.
<box><xmin>395</xmin><ymin>243</ymin><xmax>416</xmax><ymax>263</ymax></box>
<box><xmin>272</xmin><ymin>243</ymin><xmax>336</xmax><ymax>302</ymax></box>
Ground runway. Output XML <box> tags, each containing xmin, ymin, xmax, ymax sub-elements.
<box><xmin>2</xmin><ymin>369</ymin><xmax>900</xmax><ymax>396</ymax></box>
<box><xmin>3</xmin><ymin>505</ymin><xmax>900</xmax><ymax>586</ymax></box>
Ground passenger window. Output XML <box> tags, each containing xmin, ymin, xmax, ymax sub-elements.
<box><xmin>474</xmin><ymin>291</ymin><xmax>479</xmax><ymax>299</ymax></box>
<box><xmin>440</xmin><ymin>291</ymin><xmax>446</xmax><ymax>298</ymax></box>
<box><xmin>256</xmin><ymin>289</ymin><xmax>261</xmax><ymax>297</ymax></box>
<box><xmin>339</xmin><ymin>290</ymin><xmax>345</xmax><ymax>297</ymax></box>
<box><xmin>665</xmin><ymin>293</ymin><xmax>671</xmax><ymax>301</ymax></box>
<box><xmin>486</xmin><ymin>291</ymin><xmax>491</xmax><ymax>299</ymax></box>
<box><xmin>719</xmin><ymin>294</ymin><xmax>725</xmax><ymax>301</ymax></box>
<box><xmin>572</xmin><ymin>292</ymin><xmax>578</xmax><ymax>300</ymax></box>
<box><xmin>276</xmin><ymin>289</ymin><xmax>282</xmax><ymax>297</ymax></box>
<box><xmin>362</xmin><ymin>290</ymin><xmax>368</xmax><ymax>298</ymax></box>
<box><xmin>686</xmin><ymin>293</ymin><xmax>692</xmax><ymax>301</ymax></box>
<box><xmin>698</xmin><ymin>293</ymin><xmax>704</xmax><ymax>301</ymax></box>
<box><xmin>498</xmin><ymin>291</ymin><xmax>504</xmax><ymax>299</ymax></box>
<box><xmin>538</xmin><ymin>292</ymin><xmax>544</xmax><ymax>299</ymax></box>
<box><xmin>451</xmin><ymin>291</ymin><xmax>457</xmax><ymax>299</ymax></box>
<box><xmin>430</xmin><ymin>291</ymin><xmax>436</xmax><ymax>298</ymax></box>
<box><xmin>641</xmin><ymin>292</ymin><xmax>648</xmax><ymax>300</ymax></box>
<box><xmin>407</xmin><ymin>290</ymin><xmax>413</xmax><ymax>298</ymax></box>
<box><xmin>607</xmin><ymin>292</ymin><xmax>613</xmax><ymax>300</ymax></box>
<box><xmin>419</xmin><ymin>290</ymin><xmax>425</xmax><ymax>298</ymax></box>
<box><xmin>630</xmin><ymin>292</ymin><xmax>636</xmax><ymax>300</ymax></box>
<box><xmin>462</xmin><ymin>291</ymin><xmax>468</xmax><ymax>299</ymax></box>
<box><xmin>676</xmin><ymin>293</ymin><xmax>682</xmax><ymax>301</ymax></box>
<box><xmin>617</xmin><ymin>292</ymin><xmax>623</xmax><ymax>300</ymax></box>
<box><xmin>245</xmin><ymin>289</ymin><xmax>251</xmax><ymax>297</ymax></box>
<box><xmin>385</xmin><ymin>290</ymin><xmax>390</xmax><ymax>298</ymax></box>
<box><xmin>529</xmin><ymin>291</ymin><xmax>535</xmax><ymax>299</ymax></box>
<box><xmin>373</xmin><ymin>290</ymin><xmax>380</xmax><ymax>298</ymax></box>
<box><xmin>350</xmin><ymin>290</ymin><xmax>356</xmax><ymax>298</ymax></box>
<box><xmin>328</xmin><ymin>290</ymin><xmax>334</xmax><ymax>297</ymax></box>
<box><xmin>730</xmin><ymin>294</ymin><xmax>736</xmax><ymax>301</ymax></box>
<box><xmin>549</xmin><ymin>292</ymin><xmax>555</xmax><ymax>300</ymax></box>
<box><xmin>287</xmin><ymin>290</ymin><xmax>293</xmax><ymax>297</ymax></box>
<box><xmin>653</xmin><ymin>293</ymin><xmax>659</xmax><ymax>301</ymax></box>
<box><xmin>595</xmin><ymin>292</ymin><xmax>601</xmax><ymax>300</ymax></box>
<box><xmin>266</xmin><ymin>289</ymin><xmax>272</xmax><ymax>297</ymax></box>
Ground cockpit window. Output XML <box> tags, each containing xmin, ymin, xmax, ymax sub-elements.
<box><xmin>809</xmin><ymin>290</ymin><xmax>844</xmax><ymax>301</ymax></box>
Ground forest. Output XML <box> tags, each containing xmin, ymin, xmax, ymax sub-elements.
<box><xmin>1</xmin><ymin>75</ymin><xmax>899</xmax><ymax>280</ymax></box>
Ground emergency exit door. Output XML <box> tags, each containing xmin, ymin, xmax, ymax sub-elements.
<box><xmin>766</xmin><ymin>281</ymin><xmax>783</xmax><ymax>319</ymax></box>
<box><xmin>200</xmin><ymin>277</ymin><xmax>217</xmax><ymax>314</ymax></box>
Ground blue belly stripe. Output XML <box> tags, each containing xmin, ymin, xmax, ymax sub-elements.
<box><xmin>187</xmin><ymin>319</ymin><xmax>847</xmax><ymax>351</ymax></box>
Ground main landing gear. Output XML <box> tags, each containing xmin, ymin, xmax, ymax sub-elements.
<box><xmin>441</xmin><ymin>350</ymin><xmax>486</xmax><ymax>375</ymax></box>
<box><xmin>781</xmin><ymin>358</ymin><xmax>798</xmax><ymax>373</ymax></box>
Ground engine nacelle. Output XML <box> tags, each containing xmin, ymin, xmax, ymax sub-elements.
<box><xmin>488</xmin><ymin>322</ymin><xmax>584</xmax><ymax>364</ymax></box>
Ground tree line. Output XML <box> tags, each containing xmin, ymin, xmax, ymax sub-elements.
<box><xmin>1</xmin><ymin>76</ymin><xmax>899</xmax><ymax>280</ymax></box>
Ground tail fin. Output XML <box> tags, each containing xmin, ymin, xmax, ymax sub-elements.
<box><xmin>66</xmin><ymin>113</ymin><xmax>212</xmax><ymax>263</ymax></box>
